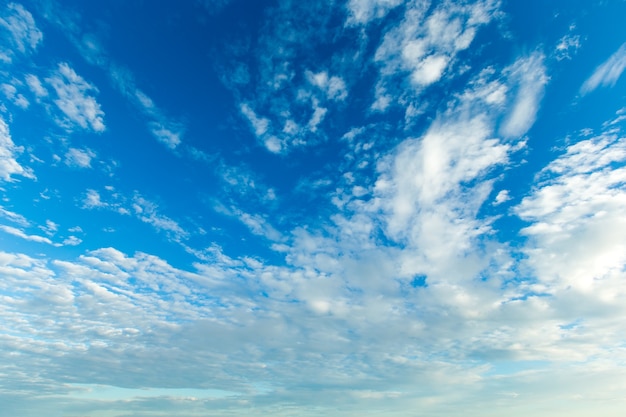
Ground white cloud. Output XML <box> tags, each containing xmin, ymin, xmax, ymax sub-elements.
<box><xmin>0</xmin><ymin>3</ymin><xmax>42</xmax><ymax>58</ymax></box>
<box><xmin>62</xmin><ymin>236</ymin><xmax>82</xmax><ymax>246</ymax></box>
<box><xmin>46</xmin><ymin>63</ymin><xmax>106</xmax><ymax>132</ymax></box>
<box><xmin>0</xmin><ymin>115</ymin><xmax>31</xmax><ymax>182</ymax></box>
<box><xmin>65</xmin><ymin>147</ymin><xmax>96</xmax><ymax>168</ymax></box>
<box><xmin>581</xmin><ymin>43</ymin><xmax>626</xmax><ymax>95</ymax></box>
<box><xmin>0</xmin><ymin>206</ymin><xmax>29</xmax><ymax>226</ymax></box>
<box><xmin>555</xmin><ymin>34</ymin><xmax>581</xmax><ymax>61</ymax></box>
<box><xmin>240</xmin><ymin>103</ymin><xmax>270</xmax><ymax>137</ymax></box>
<box><xmin>500</xmin><ymin>52</ymin><xmax>548</xmax><ymax>138</ymax></box>
<box><xmin>1</xmin><ymin>83</ymin><xmax>29</xmax><ymax>109</ymax></box>
<box><xmin>82</xmin><ymin>189</ymin><xmax>106</xmax><ymax>209</ymax></box>
<box><xmin>25</xmin><ymin>74</ymin><xmax>48</xmax><ymax>98</ymax></box>
<box><xmin>373</xmin><ymin>0</ymin><xmax>501</xmax><ymax>108</ymax></box>
<box><xmin>148</xmin><ymin>122</ymin><xmax>183</xmax><ymax>149</ymax></box>
<box><xmin>0</xmin><ymin>225</ymin><xmax>53</xmax><ymax>245</ymax></box>
<box><xmin>345</xmin><ymin>0</ymin><xmax>403</xmax><ymax>25</ymax></box>
<box><xmin>493</xmin><ymin>189</ymin><xmax>511</xmax><ymax>205</ymax></box>
<box><xmin>516</xmin><ymin>130</ymin><xmax>626</xmax><ymax>292</ymax></box>
<box><xmin>132</xmin><ymin>195</ymin><xmax>190</xmax><ymax>241</ymax></box>
<box><xmin>306</xmin><ymin>71</ymin><xmax>348</xmax><ymax>101</ymax></box>
<box><xmin>410</xmin><ymin>54</ymin><xmax>449</xmax><ymax>86</ymax></box>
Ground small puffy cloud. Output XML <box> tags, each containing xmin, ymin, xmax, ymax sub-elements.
<box><xmin>0</xmin><ymin>3</ymin><xmax>42</xmax><ymax>58</ymax></box>
<box><xmin>493</xmin><ymin>189</ymin><xmax>511</xmax><ymax>205</ymax></box>
<box><xmin>65</xmin><ymin>147</ymin><xmax>96</xmax><ymax>168</ymax></box>
<box><xmin>46</xmin><ymin>62</ymin><xmax>106</xmax><ymax>132</ymax></box>
<box><xmin>581</xmin><ymin>43</ymin><xmax>626</xmax><ymax>95</ymax></box>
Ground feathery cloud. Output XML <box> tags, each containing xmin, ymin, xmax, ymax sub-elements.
<box><xmin>581</xmin><ymin>43</ymin><xmax>626</xmax><ymax>95</ymax></box>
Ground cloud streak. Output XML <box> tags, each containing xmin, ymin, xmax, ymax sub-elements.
<box><xmin>581</xmin><ymin>42</ymin><xmax>626</xmax><ymax>94</ymax></box>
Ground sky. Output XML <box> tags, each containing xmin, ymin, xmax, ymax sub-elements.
<box><xmin>1</xmin><ymin>0</ymin><xmax>626</xmax><ymax>416</ymax></box>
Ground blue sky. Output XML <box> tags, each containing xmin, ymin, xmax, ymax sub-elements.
<box><xmin>1</xmin><ymin>0</ymin><xmax>626</xmax><ymax>416</ymax></box>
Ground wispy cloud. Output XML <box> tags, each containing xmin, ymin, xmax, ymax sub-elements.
<box><xmin>81</xmin><ymin>187</ymin><xmax>190</xmax><ymax>242</ymax></box>
<box><xmin>0</xmin><ymin>224</ymin><xmax>53</xmax><ymax>245</ymax></box>
<box><xmin>580</xmin><ymin>42</ymin><xmax>626</xmax><ymax>95</ymax></box>
<box><xmin>39</xmin><ymin>2</ymin><xmax>185</xmax><ymax>149</ymax></box>
<box><xmin>345</xmin><ymin>0</ymin><xmax>403</xmax><ymax>26</ymax></box>
<box><xmin>110</xmin><ymin>65</ymin><xmax>185</xmax><ymax>149</ymax></box>
<box><xmin>46</xmin><ymin>63</ymin><xmax>106</xmax><ymax>132</ymax></box>
<box><xmin>0</xmin><ymin>115</ymin><xmax>33</xmax><ymax>182</ymax></box>
<box><xmin>0</xmin><ymin>206</ymin><xmax>30</xmax><ymax>227</ymax></box>
<box><xmin>500</xmin><ymin>52</ymin><xmax>549</xmax><ymax>138</ymax></box>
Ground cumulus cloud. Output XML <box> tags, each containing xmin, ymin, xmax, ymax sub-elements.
<box><xmin>580</xmin><ymin>43</ymin><xmax>626</xmax><ymax>95</ymax></box>
<box><xmin>46</xmin><ymin>63</ymin><xmax>106</xmax><ymax>132</ymax></box>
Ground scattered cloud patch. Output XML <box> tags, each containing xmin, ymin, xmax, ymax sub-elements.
<box><xmin>555</xmin><ymin>34</ymin><xmax>581</xmax><ymax>61</ymax></box>
<box><xmin>1</xmin><ymin>82</ymin><xmax>29</xmax><ymax>109</ymax></box>
<box><xmin>345</xmin><ymin>0</ymin><xmax>403</xmax><ymax>26</ymax></box>
<box><xmin>46</xmin><ymin>63</ymin><xmax>106</xmax><ymax>132</ymax></box>
<box><xmin>25</xmin><ymin>74</ymin><xmax>48</xmax><ymax>98</ymax></box>
<box><xmin>0</xmin><ymin>2</ymin><xmax>42</xmax><ymax>59</ymax></box>
<box><xmin>65</xmin><ymin>147</ymin><xmax>96</xmax><ymax>168</ymax></box>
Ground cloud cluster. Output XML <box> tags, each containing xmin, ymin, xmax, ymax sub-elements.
<box><xmin>372</xmin><ymin>0</ymin><xmax>500</xmax><ymax>111</ymax></box>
